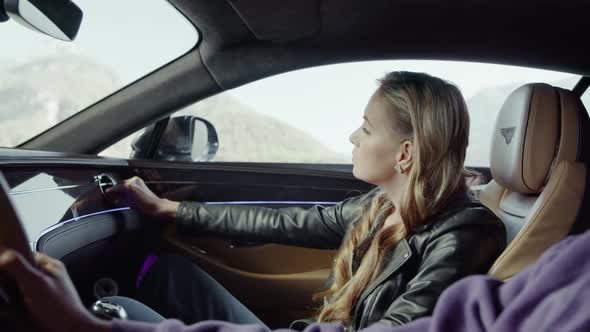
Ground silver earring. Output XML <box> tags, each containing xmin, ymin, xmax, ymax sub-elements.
<box><xmin>394</xmin><ymin>164</ymin><xmax>403</xmax><ymax>174</ymax></box>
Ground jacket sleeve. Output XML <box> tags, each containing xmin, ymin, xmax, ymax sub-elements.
<box><xmin>173</xmin><ymin>190</ymin><xmax>376</xmax><ymax>249</ymax></box>
<box><xmin>378</xmin><ymin>207</ymin><xmax>506</xmax><ymax>326</ymax></box>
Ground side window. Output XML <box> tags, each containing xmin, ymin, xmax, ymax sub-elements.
<box><xmin>101</xmin><ymin>65</ymin><xmax>365</xmax><ymax>164</ymax></box>
<box><xmin>100</xmin><ymin>61</ymin><xmax>580</xmax><ymax>166</ymax></box>
<box><xmin>99</xmin><ymin>88</ymin><xmax>354</xmax><ymax>163</ymax></box>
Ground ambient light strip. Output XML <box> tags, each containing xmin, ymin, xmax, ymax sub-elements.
<box><xmin>32</xmin><ymin>207</ymin><xmax>132</xmax><ymax>249</ymax></box>
<box><xmin>136</xmin><ymin>254</ymin><xmax>159</xmax><ymax>288</ymax></box>
<box><xmin>31</xmin><ymin>201</ymin><xmax>337</xmax><ymax>250</ymax></box>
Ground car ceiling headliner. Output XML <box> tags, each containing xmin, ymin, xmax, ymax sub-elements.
<box><xmin>172</xmin><ymin>0</ymin><xmax>590</xmax><ymax>89</ymax></box>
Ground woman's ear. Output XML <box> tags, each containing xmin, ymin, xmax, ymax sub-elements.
<box><xmin>397</xmin><ymin>140</ymin><xmax>414</xmax><ymax>171</ymax></box>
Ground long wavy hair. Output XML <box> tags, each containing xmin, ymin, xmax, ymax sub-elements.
<box><xmin>314</xmin><ymin>71</ymin><xmax>475</xmax><ymax>325</ymax></box>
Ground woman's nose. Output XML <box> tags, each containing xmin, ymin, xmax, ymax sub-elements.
<box><xmin>349</xmin><ymin>130</ymin><xmax>358</xmax><ymax>146</ymax></box>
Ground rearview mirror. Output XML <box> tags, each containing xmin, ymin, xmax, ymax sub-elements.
<box><xmin>131</xmin><ymin>116</ymin><xmax>219</xmax><ymax>162</ymax></box>
<box><xmin>1</xmin><ymin>0</ymin><xmax>83</xmax><ymax>41</ymax></box>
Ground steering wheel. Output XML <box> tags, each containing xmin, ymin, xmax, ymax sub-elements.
<box><xmin>0</xmin><ymin>172</ymin><xmax>39</xmax><ymax>330</ymax></box>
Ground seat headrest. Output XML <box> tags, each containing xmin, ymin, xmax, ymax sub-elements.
<box><xmin>490</xmin><ymin>83</ymin><xmax>582</xmax><ymax>194</ymax></box>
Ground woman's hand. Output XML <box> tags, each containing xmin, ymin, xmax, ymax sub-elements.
<box><xmin>0</xmin><ymin>248</ymin><xmax>111</xmax><ymax>332</ymax></box>
<box><xmin>105</xmin><ymin>176</ymin><xmax>179</xmax><ymax>221</ymax></box>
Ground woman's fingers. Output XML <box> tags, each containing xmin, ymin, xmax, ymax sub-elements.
<box><xmin>103</xmin><ymin>176</ymin><xmax>173</xmax><ymax>220</ymax></box>
<box><xmin>105</xmin><ymin>177</ymin><xmax>142</xmax><ymax>199</ymax></box>
<box><xmin>104</xmin><ymin>183</ymin><xmax>126</xmax><ymax>200</ymax></box>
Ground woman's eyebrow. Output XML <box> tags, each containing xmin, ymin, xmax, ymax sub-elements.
<box><xmin>363</xmin><ymin>115</ymin><xmax>374</xmax><ymax>128</ymax></box>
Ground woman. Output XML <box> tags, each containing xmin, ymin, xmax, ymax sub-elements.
<box><xmin>105</xmin><ymin>71</ymin><xmax>506</xmax><ymax>331</ymax></box>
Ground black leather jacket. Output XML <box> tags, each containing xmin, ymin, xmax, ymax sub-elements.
<box><xmin>175</xmin><ymin>190</ymin><xmax>506</xmax><ymax>330</ymax></box>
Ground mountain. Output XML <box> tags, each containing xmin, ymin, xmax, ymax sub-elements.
<box><xmin>0</xmin><ymin>53</ymin><xmax>120</xmax><ymax>147</ymax></box>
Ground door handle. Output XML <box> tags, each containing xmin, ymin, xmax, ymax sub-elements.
<box><xmin>94</xmin><ymin>173</ymin><xmax>118</xmax><ymax>196</ymax></box>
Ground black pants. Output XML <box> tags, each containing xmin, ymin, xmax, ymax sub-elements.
<box><xmin>107</xmin><ymin>255</ymin><xmax>269</xmax><ymax>330</ymax></box>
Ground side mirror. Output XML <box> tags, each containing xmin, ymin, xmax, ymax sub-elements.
<box><xmin>131</xmin><ymin>116</ymin><xmax>219</xmax><ymax>162</ymax></box>
<box><xmin>1</xmin><ymin>0</ymin><xmax>83</xmax><ymax>41</ymax></box>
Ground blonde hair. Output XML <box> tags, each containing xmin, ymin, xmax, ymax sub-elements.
<box><xmin>314</xmin><ymin>71</ymin><xmax>475</xmax><ymax>325</ymax></box>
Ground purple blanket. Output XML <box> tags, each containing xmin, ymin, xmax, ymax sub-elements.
<box><xmin>113</xmin><ymin>230</ymin><xmax>590</xmax><ymax>332</ymax></box>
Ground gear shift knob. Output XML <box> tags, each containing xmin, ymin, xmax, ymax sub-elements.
<box><xmin>90</xmin><ymin>300</ymin><xmax>128</xmax><ymax>320</ymax></box>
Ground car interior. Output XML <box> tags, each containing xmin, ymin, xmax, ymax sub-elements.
<box><xmin>1</xmin><ymin>0</ymin><xmax>590</xmax><ymax>329</ymax></box>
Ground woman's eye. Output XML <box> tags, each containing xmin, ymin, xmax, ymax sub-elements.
<box><xmin>362</xmin><ymin>127</ymin><xmax>370</xmax><ymax>134</ymax></box>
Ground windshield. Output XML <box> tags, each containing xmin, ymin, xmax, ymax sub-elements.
<box><xmin>0</xmin><ymin>0</ymin><xmax>198</xmax><ymax>147</ymax></box>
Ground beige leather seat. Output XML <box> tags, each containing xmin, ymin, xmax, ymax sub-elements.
<box><xmin>480</xmin><ymin>83</ymin><xmax>587</xmax><ymax>281</ymax></box>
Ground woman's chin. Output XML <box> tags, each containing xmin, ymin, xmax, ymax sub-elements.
<box><xmin>352</xmin><ymin>169</ymin><xmax>384</xmax><ymax>186</ymax></box>
<box><xmin>352</xmin><ymin>167</ymin><xmax>366</xmax><ymax>182</ymax></box>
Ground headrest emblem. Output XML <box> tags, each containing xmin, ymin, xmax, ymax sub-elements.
<box><xmin>500</xmin><ymin>127</ymin><xmax>516</xmax><ymax>145</ymax></box>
